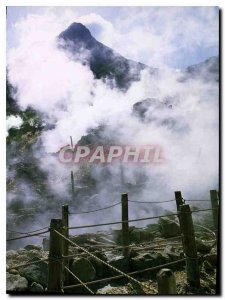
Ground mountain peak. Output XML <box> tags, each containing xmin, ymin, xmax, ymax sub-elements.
<box><xmin>58</xmin><ymin>22</ymin><xmax>93</xmax><ymax>44</ymax></box>
<box><xmin>58</xmin><ymin>22</ymin><xmax>148</xmax><ymax>89</ymax></box>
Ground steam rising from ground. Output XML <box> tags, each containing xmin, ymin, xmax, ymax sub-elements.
<box><xmin>6</xmin><ymin>115</ymin><xmax>23</xmax><ymax>136</ymax></box>
<box><xmin>7</xmin><ymin>9</ymin><xmax>219</xmax><ymax>244</ymax></box>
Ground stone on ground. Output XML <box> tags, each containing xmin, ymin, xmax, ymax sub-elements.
<box><xmin>6</xmin><ymin>273</ymin><xmax>28</xmax><ymax>291</ymax></box>
<box><xmin>19</xmin><ymin>257</ymin><xmax>48</xmax><ymax>288</ymax></box>
<box><xmin>158</xmin><ymin>217</ymin><xmax>180</xmax><ymax>238</ymax></box>
<box><xmin>70</xmin><ymin>257</ymin><xmax>96</xmax><ymax>282</ymax></box>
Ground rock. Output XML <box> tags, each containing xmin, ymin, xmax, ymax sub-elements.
<box><xmin>30</xmin><ymin>282</ymin><xmax>44</xmax><ymax>292</ymax></box>
<box><xmin>158</xmin><ymin>217</ymin><xmax>180</xmax><ymax>238</ymax></box>
<box><xmin>130</xmin><ymin>228</ymin><xmax>153</xmax><ymax>244</ymax></box>
<box><xmin>97</xmin><ymin>284</ymin><xmax>130</xmax><ymax>294</ymax></box>
<box><xmin>88</xmin><ymin>251</ymin><xmax>108</xmax><ymax>278</ymax></box>
<box><xmin>6</xmin><ymin>273</ymin><xmax>28</xmax><ymax>291</ymax></box>
<box><xmin>107</xmin><ymin>255</ymin><xmax>130</xmax><ymax>276</ymax></box>
<box><xmin>70</xmin><ymin>257</ymin><xmax>96</xmax><ymax>282</ymax></box>
<box><xmin>145</xmin><ymin>223</ymin><xmax>159</xmax><ymax>233</ymax></box>
<box><xmin>196</xmin><ymin>239</ymin><xmax>211</xmax><ymax>253</ymax></box>
<box><xmin>17</xmin><ymin>248</ymin><xmax>26</xmax><ymax>255</ymax></box>
<box><xmin>24</xmin><ymin>245</ymin><xmax>42</xmax><ymax>251</ymax></box>
<box><xmin>131</xmin><ymin>252</ymin><xmax>168</xmax><ymax>271</ymax></box>
<box><xmin>113</xmin><ymin>227</ymin><xmax>154</xmax><ymax>245</ymax></box>
<box><xmin>10</xmin><ymin>254</ymin><xmax>28</xmax><ymax>264</ymax></box>
<box><xmin>112</xmin><ymin>230</ymin><xmax>122</xmax><ymax>245</ymax></box>
<box><xmin>129</xmin><ymin>248</ymin><xmax>139</xmax><ymax>258</ymax></box>
<box><xmin>42</xmin><ymin>238</ymin><xmax>49</xmax><ymax>251</ymax></box>
<box><xmin>9</xmin><ymin>269</ymin><xmax>19</xmax><ymax>275</ymax></box>
<box><xmin>6</xmin><ymin>250</ymin><xmax>18</xmax><ymax>259</ymax></box>
<box><xmin>25</xmin><ymin>250</ymin><xmax>43</xmax><ymax>259</ymax></box>
<box><xmin>129</xmin><ymin>281</ymin><xmax>146</xmax><ymax>294</ymax></box>
<box><xmin>72</xmin><ymin>234</ymin><xmax>95</xmax><ymax>245</ymax></box>
<box><xmin>204</xmin><ymin>253</ymin><xmax>217</xmax><ymax>267</ymax></box>
<box><xmin>163</xmin><ymin>246</ymin><xmax>183</xmax><ymax>262</ymax></box>
<box><xmin>19</xmin><ymin>257</ymin><xmax>48</xmax><ymax>288</ymax></box>
<box><xmin>203</xmin><ymin>261</ymin><xmax>214</xmax><ymax>273</ymax></box>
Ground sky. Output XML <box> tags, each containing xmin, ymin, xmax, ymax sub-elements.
<box><xmin>7</xmin><ymin>6</ymin><xmax>219</xmax><ymax>69</ymax></box>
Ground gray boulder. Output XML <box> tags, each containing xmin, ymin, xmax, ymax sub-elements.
<box><xmin>89</xmin><ymin>251</ymin><xmax>108</xmax><ymax>278</ymax></box>
<box><xmin>30</xmin><ymin>282</ymin><xmax>44</xmax><ymax>292</ymax></box>
<box><xmin>203</xmin><ymin>260</ymin><xmax>214</xmax><ymax>273</ymax></box>
<box><xmin>8</xmin><ymin>269</ymin><xmax>19</xmax><ymax>275</ymax></box>
<box><xmin>97</xmin><ymin>284</ymin><xmax>130</xmax><ymax>294</ymax></box>
<box><xmin>195</xmin><ymin>239</ymin><xmax>211</xmax><ymax>253</ymax></box>
<box><xmin>107</xmin><ymin>255</ymin><xmax>130</xmax><ymax>276</ymax></box>
<box><xmin>163</xmin><ymin>246</ymin><xmax>183</xmax><ymax>261</ymax></box>
<box><xmin>130</xmin><ymin>228</ymin><xmax>153</xmax><ymax>244</ymax></box>
<box><xmin>158</xmin><ymin>217</ymin><xmax>180</xmax><ymax>238</ymax></box>
<box><xmin>24</xmin><ymin>244</ymin><xmax>42</xmax><ymax>251</ymax></box>
<box><xmin>19</xmin><ymin>257</ymin><xmax>48</xmax><ymax>288</ymax></box>
<box><xmin>70</xmin><ymin>257</ymin><xmax>96</xmax><ymax>282</ymax></box>
<box><xmin>204</xmin><ymin>253</ymin><xmax>217</xmax><ymax>267</ymax></box>
<box><xmin>131</xmin><ymin>252</ymin><xmax>168</xmax><ymax>271</ymax></box>
<box><xmin>6</xmin><ymin>250</ymin><xmax>18</xmax><ymax>259</ymax></box>
<box><xmin>6</xmin><ymin>273</ymin><xmax>28</xmax><ymax>291</ymax></box>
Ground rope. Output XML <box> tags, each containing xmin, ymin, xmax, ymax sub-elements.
<box><xmin>7</xmin><ymin>230</ymin><xmax>48</xmax><ymax>238</ymax></box>
<box><xmin>7</xmin><ymin>258</ymin><xmax>49</xmax><ymax>271</ymax></box>
<box><xmin>63</xmin><ymin>258</ymin><xmax>186</xmax><ymax>290</ymax></box>
<box><xmin>183</xmin><ymin>199</ymin><xmax>211</xmax><ymax>202</ymax></box>
<box><xmin>64</xmin><ymin>266</ymin><xmax>94</xmax><ymax>294</ymax></box>
<box><xmin>54</xmin><ymin>230</ymin><xmax>144</xmax><ymax>287</ymax></box>
<box><xmin>67</xmin><ymin>213</ymin><xmax>178</xmax><ymax>230</ymax></box>
<box><xmin>128</xmin><ymin>200</ymin><xmax>175</xmax><ymax>204</ymax></box>
<box><xmin>69</xmin><ymin>202</ymin><xmax>121</xmax><ymax>215</ymax></box>
<box><xmin>7</xmin><ymin>226</ymin><xmax>49</xmax><ymax>234</ymax></box>
<box><xmin>191</xmin><ymin>208</ymin><xmax>214</xmax><ymax>213</ymax></box>
<box><xmin>62</xmin><ymin>253</ymin><xmax>92</xmax><ymax>259</ymax></box>
<box><xmin>6</xmin><ymin>230</ymin><xmax>49</xmax><ymax>242</ymax></box>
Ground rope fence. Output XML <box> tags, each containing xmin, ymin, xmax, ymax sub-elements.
<box><xmin>68</xmin><ymin>202</ymin><xmax>121</xmax><ymax>215</ymax></box>
<box><xmin>128</xmin><ymin>199</ymin><xmax>175</xmax><ymax>204</ymax></box>
<box><xmin>6</xmin><ymin>188</ymin><xmax>219</xmax><ymax>294</ymax></box>
<box><xmin>6</xmin><ymin>208</ymin><xmax>217</xmax><ymax>243</ymax></box>
<box><xmin>63</xmin><ymin>258</ymin><xmax>186</xmax><ymax>290</ymax></box>
<box><xmin>64</xmin><ymin>266</ymin><xmax>95</xmax><ymax>294</ymax></box>
<box><xmin>67</xmin><ymin>213</ymin><xmax>179</xmax><ymax>231</ymax></box>
<box><xmin>6</xmin><ymin>230</ymin><xmax>49</xmax><ymax>242</ymax></box>
<box><xmin>54</xmin><ymin>229</ymin><xmax>151</xmax><ymax>289</ymax></box>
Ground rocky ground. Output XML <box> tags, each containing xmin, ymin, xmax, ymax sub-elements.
<box><xmin>6</xmin><ymin>216</ymin><xmax>217</xmax><ymax>294</ymax></box>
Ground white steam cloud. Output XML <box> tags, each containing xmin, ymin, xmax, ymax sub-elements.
<box><xmin>6</xmin><ymin>115</ymin><xmax>23</xmax><ymax>136</ymax></box>
<box><xmin>7</xmin><ymin>8</ymin><xmax>219</xmax><ymax>240</ymax></box>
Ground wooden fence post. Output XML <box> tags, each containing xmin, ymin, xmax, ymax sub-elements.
<box><xmin>157</xmin><ymin>268</ymin><xmax>176</xmax><ymax>294</ymax></box>
<box><xmin>70</xmin><ymin>136</ymin><xmax>74</xmax><ymax>149</ymax></box>
<box><xmin>210</xmin><ymin>190</ymin><xmax>219</xmax><ymax>239</ymax></box>
<box><xmin>121</xmin><ymin>193</ymin><xmax>130</xmax><ymax>258</ymax></box>
<box><xmin>71</xmin><ymin>171</ymin><xmax>75</xmax><ymax>200</ymax></box>
<box><xmin>62</xmin><ymin>205</ymin><xmax>69</xmax><ymax>285</ymax></box>
<box><xmin>47</xmin><ymin>219</ymin><xmax>63</xmax><ymax>292</ymax></box>
<box><xmin>179</xmin><ymin>204</ymin><xmax>200</xmax><ymax>288</ymax></box>
<box><xmin>175</xmin><ymin>191</ymin><xmax>184</xmax><ymax>211</ymax></box>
